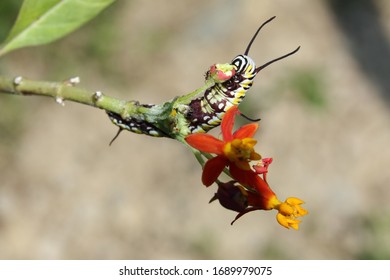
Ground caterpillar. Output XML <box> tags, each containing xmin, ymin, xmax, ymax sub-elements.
<box><xmin>185</xmin><ymin>16</ymin><xmax>300</xmax><ymax>133</ymax></box>
<box><xmin>107</xmin><ymin>16</ymin><xmax>299</xmax><ymax>140</ymax></box>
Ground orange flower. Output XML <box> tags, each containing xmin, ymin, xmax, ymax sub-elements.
<box><xmin>210</xmin><ymin>160</ymin><xmax>308</xmax><ymax>230</ymax></box>
<box><xmin>185</xmin><ymin>106</ymin><xmax>261</xmax><ymax>186</ymax></box>
<box><xmin>186</xmin><ymin>105</ymin><xmax>308</xmax><ymax>229</ymax></box>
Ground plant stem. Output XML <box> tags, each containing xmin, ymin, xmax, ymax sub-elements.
<box><xmin>0</xmin><ymin>75</ymin><xmax>138</xmax><ymax>117</ymax></box>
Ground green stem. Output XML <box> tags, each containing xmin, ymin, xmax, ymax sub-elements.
<box><xmin>0</xmin><ymin>75</ymin><xmax>137</xmax><ymax>117</ymax></box>
<box><xmin>194</xmin><ymin>150</ymin><xmax>206</xmax><ymax>167</ymax></box>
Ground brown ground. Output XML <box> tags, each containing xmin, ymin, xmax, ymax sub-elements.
<box><xmin>1</xmin><ymin>0</ymin><xmax>389</xmax><ymax>259</ymax></box>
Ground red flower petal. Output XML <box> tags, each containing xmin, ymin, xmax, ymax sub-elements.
<box><xmin>233</xmin><ymin>123</ymin><xmax>259</xmax><ymax>139</ymax></box>
<box><xmin>229</xmin><ymin>164</ymin><xmax>259</xmax><ymax>187</ymax></box>
<box><xmin>229</xmin><ymin>165</ymin><xmax>276</xmax><ymax>209</ymax></box>
<box><xmin>202</xmin><ymin>156</ymin><xmax>228</xmax><ymax>187</ymax></box>
<box><xmin>185</xmin><ymin>134</ymin><xmax>224</xmax><ymax>154</ymax></box>
<box><xmin>221</xmin><ymin>106</ymin><xmax>239</xmax><ymax>142</ymax></box>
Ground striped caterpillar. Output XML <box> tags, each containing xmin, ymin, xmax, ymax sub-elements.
<box><xmin>107</xmin><ymin>16</ymin><xmax>299</xmax><ymax>140</ymax></box>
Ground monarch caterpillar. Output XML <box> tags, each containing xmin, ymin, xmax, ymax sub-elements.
<box><xmin>107</xmin><ymin>16</ymin><xmax>299</xmax><ymax>140</ymax></box>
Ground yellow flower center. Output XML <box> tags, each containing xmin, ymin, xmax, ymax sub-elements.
<box><xmin>223</xmin><ymin>138</ymin><xmax>261</xmax><ymax>170</ymax></box>
<box><xmin>274</xmin><ymin>197</ymin><xmax>308</xmax><ymax>230</ymax></box>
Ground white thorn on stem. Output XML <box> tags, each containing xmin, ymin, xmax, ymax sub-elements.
<box><xmin>13</xmin><ymin>76</ymin><xmax>23</xmax><ymax>86</ymax></box>
<box><xmin>69</xmin><ymin>76</ymin><xmax>80</xmax><ymax>85</ymax></box>
<box><xmin>55</xmin><ymin>97</ymin><xmax>65</xmax><ymax>106</ymax></box>
<box><xmin>93</xmin><ymin>91</ymin><xmax>103</xmax><ymax>102</ymax></box>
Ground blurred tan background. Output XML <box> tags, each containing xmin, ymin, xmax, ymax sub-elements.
<box><xmin>1</xmin><ymin>0</ymin><xmax>390</xmax><ymax>259</ymax></box>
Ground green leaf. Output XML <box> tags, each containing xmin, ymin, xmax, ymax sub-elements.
<box><xmin>0</xmin><ymin>0</ymin><xmax>116</xmax><ymax>57</ymax></box>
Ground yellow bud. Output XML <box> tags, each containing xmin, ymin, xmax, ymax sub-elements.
<box><xmin>286</xmin><ymin>197</ymin><xmax>304</xmax><ymax>205</ymax></box>
<box><xmin>274</xmin><ymin>197</ymin><xmax>307</xmax><ymax>230</ymax></box>
<box><xmin>279</xmin><ymin>202</ymin><xmax>294</xmax><ymax>216</ymax></box>
<box><xmin>276</xmin><ymin>213</ymin><xmax>301</xmax><ymax>230</ymax></box>
<box><xmin>242</xmin><ymin>138</ymin><xmax>257</xmax><ymax>147</ymax></box>
<box><xmin>251</xmin><ymin>151</ymin><xmax>262</xmax><ymax>161</ymax></box>
<box><xmin>276</xmin><ymin>213</ymin><xmax>290</xmax><ymax>229</ymax></box>
<box><xmin>231</xmin><ymin>139</ymin><xmax>242</xmax><ymax>147</ymax></box>
<box><xmin>295</xmin><ymin>205</ymin><xmax>309</xmax><ymax>217</ymax></box>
